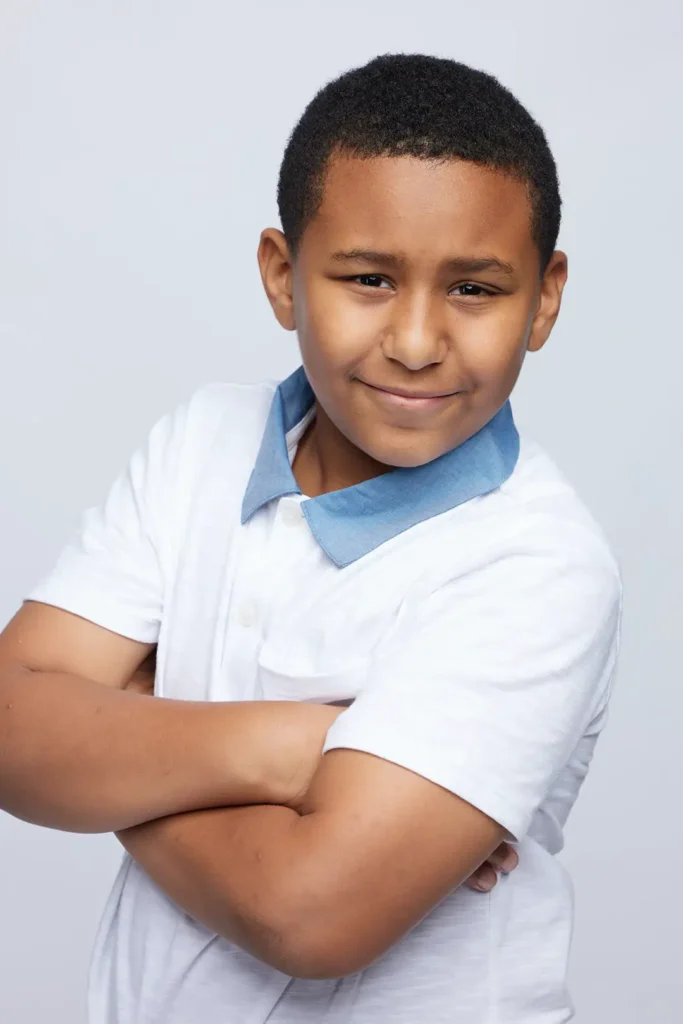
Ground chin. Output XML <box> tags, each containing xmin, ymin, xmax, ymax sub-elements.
<box><xmin>385</xmin><ymin>451</ymin><xmax>441</xmax><ymax>469</ymax></box>
<box><xmin>363</xmin><ymin>436</ymin><xmax>446</xmax><ymax>470</ymax></box>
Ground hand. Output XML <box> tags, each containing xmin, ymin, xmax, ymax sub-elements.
<box><xmin>464</xmin><ymin>841</ymin><xmax>519</xmax><ymax>892</ymax></box>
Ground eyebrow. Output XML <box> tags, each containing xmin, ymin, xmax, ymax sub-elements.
<box><xmin>330</xmin><ymin>249</ymin><xmax>516</xmax><ymax>277</ymax></box>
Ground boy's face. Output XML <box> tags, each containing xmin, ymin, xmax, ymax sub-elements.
<box><xmin>259</xmin><ymin>153</ymin><xmax>567</xmax><ymax>470</ymax></box>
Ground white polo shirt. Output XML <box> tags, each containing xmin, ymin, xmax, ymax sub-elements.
<box><xmin>27</xmin><ymin>367</ymin><xmax>623</xmax><ymax>1024</ymax></box>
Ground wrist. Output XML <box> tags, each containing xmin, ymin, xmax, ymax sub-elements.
<box><xmin>202</xmin><ymin>700</ymin><xmax>344</xmax><ymax>811</ymax></box>
<box><xmin>200</xmin><ymin>701</ymin><xmax>279</xmax><ymax>807</ymax></box>
<box><xmin>241</xmin><ymin>700</ymin><xmax>345</xmax><ymax>808</ymax></box>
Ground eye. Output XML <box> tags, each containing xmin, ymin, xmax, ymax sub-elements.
<box><xmin>450</xmin><ymin>282</ymin><xmax>496</xmax><ymax>298</ymax></box>
<box><xmin>350</xmin><ymin>274</ymin><xmax>392</xmax><ymax>289</ymax></box>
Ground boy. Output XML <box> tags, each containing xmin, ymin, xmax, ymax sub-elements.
<box><xmin>0</xmin><ymin>53</ymin><xmax>622</xmax><ymax>1022</ymax></box>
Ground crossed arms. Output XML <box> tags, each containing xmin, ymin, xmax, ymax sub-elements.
<box><xmin>0</xmin><ymin>602</ymin><xmax>512</xmax><ymax>979</ymax></box>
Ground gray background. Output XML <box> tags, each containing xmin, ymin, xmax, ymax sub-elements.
<box><xmin>1</xmin><ymin>1</ymin><xmax>681</xmax><ymax>1021</ymax></box>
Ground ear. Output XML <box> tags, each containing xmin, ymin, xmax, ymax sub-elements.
<box><xmin>526</xmin><ymin>251</ymin><xmax>568</xmax><ymax>353</ymax></box>
<box><xmin>257</xmin><ymin>228</ymin><xmax>296</xmax><ymax>331</ymax></box>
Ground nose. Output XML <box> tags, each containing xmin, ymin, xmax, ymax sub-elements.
<box><xmin>379</xmin><ymin>290</ymin><xmax>448</xmax><ymax>371</ymax></box>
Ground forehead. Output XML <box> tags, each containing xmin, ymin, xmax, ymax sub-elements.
<box><xmin>306</xmin><ymin>153</ymin><xmax>536</xmax><ymax>267</ymax></box>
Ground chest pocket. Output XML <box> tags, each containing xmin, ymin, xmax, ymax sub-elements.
<box><xmin>252</xmin><ymin>556</ymin><xmax>416</xmax><ymax>705</ymax></box>
<box><xmin>255</xmin><ymin>655</ymin><xmax>370</xmax><ymax>705</ymax></box>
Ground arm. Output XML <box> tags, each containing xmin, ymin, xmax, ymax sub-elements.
<box><xmin>0</xmin><ymin>602</ymin><xmax>342</xmax><ymax>833</ymax></box>
<box><xmin>119</xmin><ymin>535</ymin><xmax>621</xmax><ymax>979</ymax></box>
<box><xmin>117</xmin><ymin>748</ymin><xmax>503</xmax><ymax>977</ymax></box>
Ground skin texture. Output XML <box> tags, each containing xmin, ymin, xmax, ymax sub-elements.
<box><xmin>115</xmin><ymin>154</ymin><xmax>567</xmax><ymax>978</ymax></box>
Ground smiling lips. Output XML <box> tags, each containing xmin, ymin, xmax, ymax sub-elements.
<box><xmin>359</xmin><ymin>379</ymin><xmax>461</xmax><ymax>410</ymax></box>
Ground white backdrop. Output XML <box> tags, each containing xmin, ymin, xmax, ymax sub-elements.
<box><xmin>1</xmin><ymin>2</ymin><xmax>681</xmax><ymax>1021</ymax></box>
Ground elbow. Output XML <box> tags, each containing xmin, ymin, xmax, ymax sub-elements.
<box><xmin>267</xmin><ymin>936</ymin><xmax>367</xmax><ymax>981</ymax></box>
<box><xmin>260</xmin><ymin>908</ymin><xmax>378</xmax><ymax>980</ymax></box>
<box><xmin>223</xmin><ymin>863</ymin><xmax>382</xmax><ymax>979</ymax></box>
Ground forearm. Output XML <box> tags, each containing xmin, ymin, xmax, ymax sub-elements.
<box><xmin>0</xmin><ymin>663</ymin><xmax>292</xmax><ymax>833</ymax></box>
<box><xmin>117</xmin><ymin>803</ymin><xmax>313</xmax><ymax>973</ymax></box>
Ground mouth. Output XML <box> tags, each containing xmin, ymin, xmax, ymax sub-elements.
<box><xmin>358</xmin><ymin>379</ymin><xmax>462</xmax><ymax>410</ymax></box>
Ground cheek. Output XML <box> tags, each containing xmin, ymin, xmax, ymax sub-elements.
<box><xmin>459</xmin><ymin>306</ymin><xmax>530</xmax><ymax>384</ymax></box>
<box><xmin>300</xmin><ymin>279</ymin><xmax>384</xmax><ymax>363</ymax></box>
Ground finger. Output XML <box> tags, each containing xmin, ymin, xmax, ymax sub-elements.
<box><xmin>487</xmin><ymin>842</ymin><xmax>519</xmax><ymax>874</ymax></box>
<box><xmin>466</xmin><ymin>863</ymin><xmax>498</xmax><ymax>892</ymax></box>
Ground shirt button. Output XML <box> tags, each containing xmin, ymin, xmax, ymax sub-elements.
<box><xmin>238</xmin><ymin>603</ymin><xmax>257</xmax><ymax>628</ymax></box>
<box><xmin>281</xmin><ymin>503</ymin><xmax>303</xmax><ymax>527</ymax></box>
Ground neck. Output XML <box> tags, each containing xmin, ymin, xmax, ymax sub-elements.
<box><xmin>292</xmin><ymin>402</ymin><xmax>389</xmax><ymax>497</ymax></box>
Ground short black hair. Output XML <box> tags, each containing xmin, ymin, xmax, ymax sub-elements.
<box><xmin>277</xmin><ymin>53</ymin><xmax>561</xmax><ymax>276</ymax></box>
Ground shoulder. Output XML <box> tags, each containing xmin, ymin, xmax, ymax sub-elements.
<box><xmin>183</xmin><ymin>378</ymin><xmax>278</xmax><ymax>439</ymax></box>
<box><xmin>417</xmin><ymin>432</ymin><xmax>622</xmax><ymax>613</ymax></box>
<box><xmin>393</xmin><ymin>436</ymin><xmax>624</xmax><ymax>711</ymax></box>
<box><xmin>129</xmin><ymin>379</ymin><xmax>279</xmax><ymax>532</ymax></box>
<box><xmin>479</xmin><ymin>432</ymin><xmax>617</xmax><ymax>568</ymax></box>
<box><xmin>501</xmin><ymin>434</ymin><xmax>621</xmax><ymax>576</ymax></box>
<box><xmin>159</xmin><ymin>378</ymin><xmax>278</xmax><ymax>472</ymax></box>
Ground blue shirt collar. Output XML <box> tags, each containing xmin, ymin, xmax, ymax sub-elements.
<box><xmin>241</xmin><ymin>365</ymin><xmax>520</xmax><ymax>568</ymax></box>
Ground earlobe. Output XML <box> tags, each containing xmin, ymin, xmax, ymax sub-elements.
<box><xmin>257</xmin><ymin>228</ymin><xmax>297</xmax><ymax>331</ymax></box>
<box><xmin>526</xmin><ymin>333</ymin><xmax>547</xmax><ymax>354</ymax></box>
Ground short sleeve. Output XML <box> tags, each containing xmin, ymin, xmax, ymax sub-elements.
<box><xmin>25</xmin><ymin>398</ymin><xmax>192</xmax><ymax>643</ymax></box>
<box><xmin>322</xmin><ymin>522</ymin><xmax>623</xmax><ymax>842</ymax></box>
